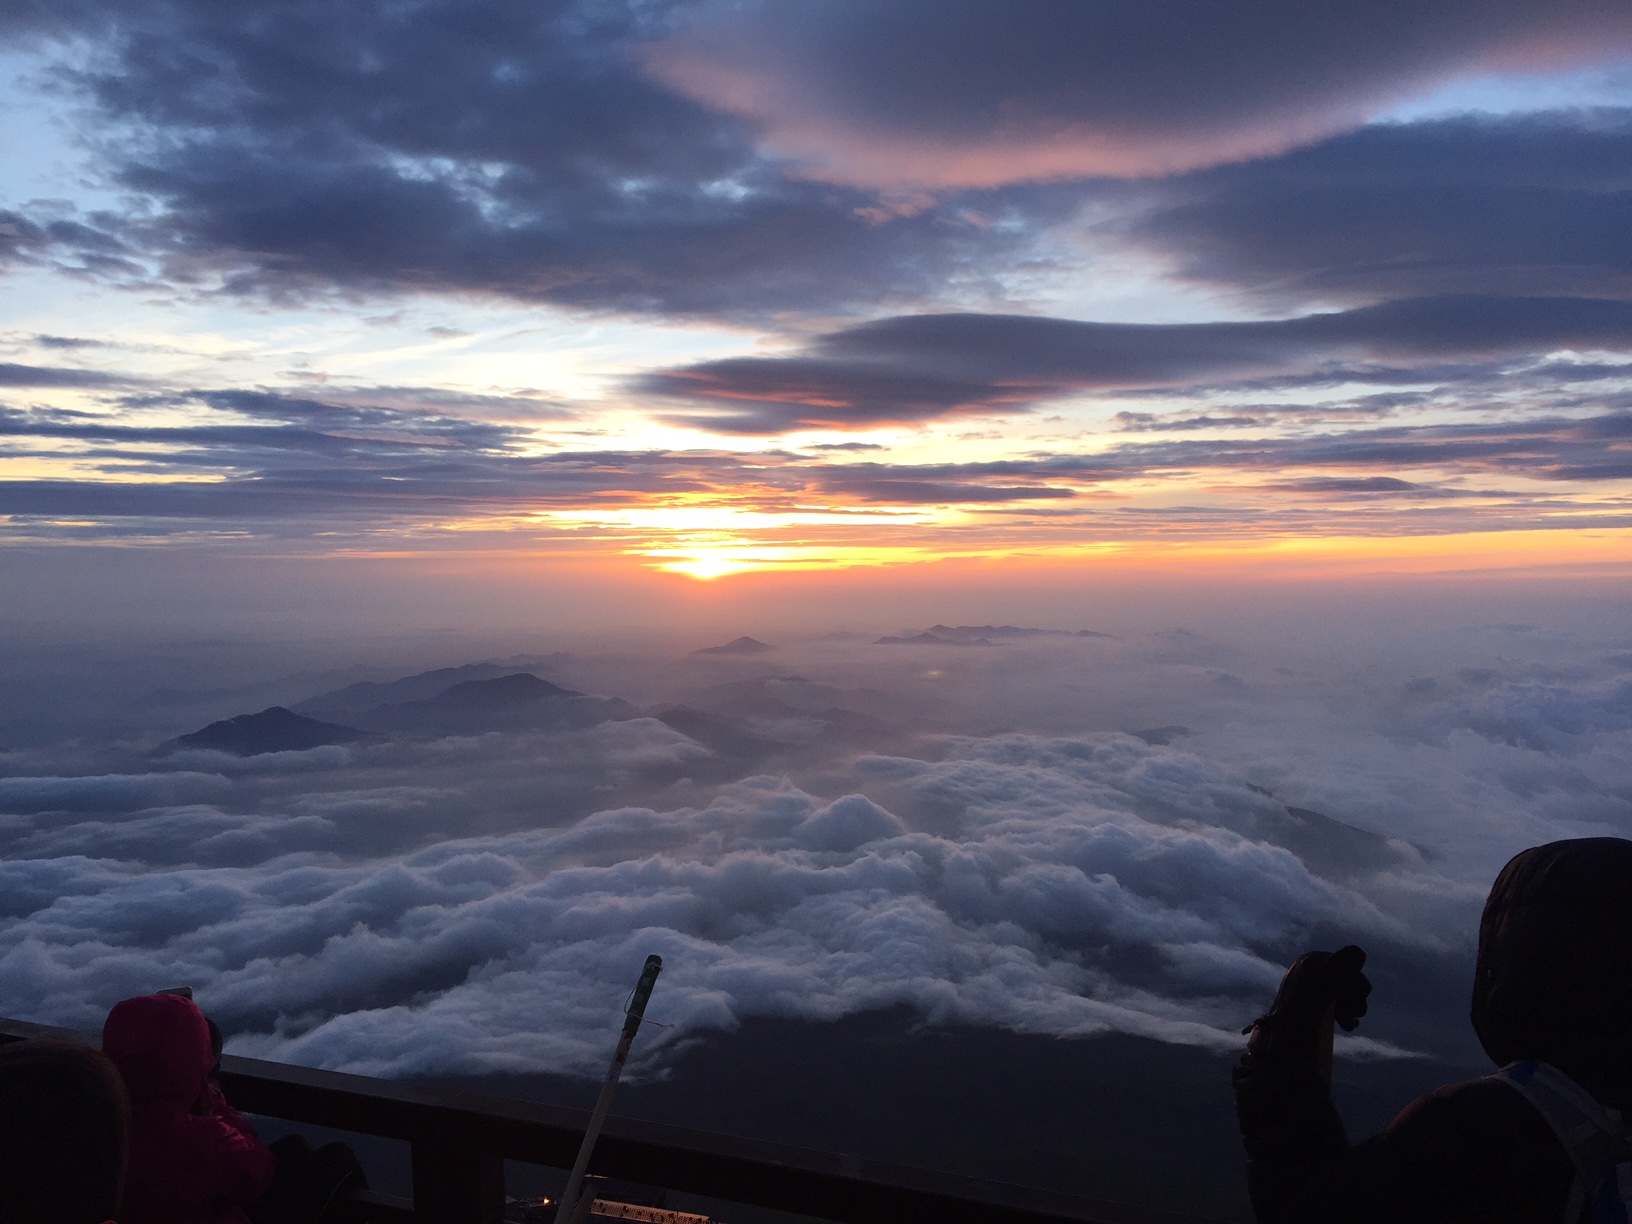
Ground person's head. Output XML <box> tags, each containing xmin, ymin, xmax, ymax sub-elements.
<box><xmin>1471</xmin><ymin>837</ymin><xmax>1632</xmax><ymax>1100</ymax></box>
<box><xmin>0</xmin><ymin>1039</ymin><xmax>129</xmax><ymax>1224</ymax></box>
<box><xmin>102</xmin><ymin>992</ymin><xmax>216</xmax><ymax>1107</ymax></box>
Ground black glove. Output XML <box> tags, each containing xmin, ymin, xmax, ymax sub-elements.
<box><xmin>1243</xmin><ymin>944</ymin><xmax>1370</xmax><ymax>1066</ymax></box>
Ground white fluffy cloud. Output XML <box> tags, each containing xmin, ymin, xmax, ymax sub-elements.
<box><xmin>0</xmin><ymin>772</ymin><xmax>230</xmax><ymax>813</ymax></box>
<box><xmin>0</xmin><ymin>736</ymin><xmax>1452</xmax><ymax>1078</ymax></box>
<box><xmin>0</xmin><ymin>629</ymin><xmax>1627</xmax><ymax>1081</ymax></box>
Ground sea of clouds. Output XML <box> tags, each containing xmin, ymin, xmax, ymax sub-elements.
<box><xmin>0</xmin><ymin>621</ymin><xmax>1627</xmax><ymax>1080</ymax></box>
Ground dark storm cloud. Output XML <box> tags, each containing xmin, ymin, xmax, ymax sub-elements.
<box><xmin>646</xmin><ymin>0</ymin><xmax>1632</xmax><ymax>187</ymax></box>
<box><xmin>641</xmin><ymin>296</ymin><xmax>1632</xmax><ymax>431</ymax></box>
<box><xmin>1128</xmin><ymin>110</ymin><xmax>1632</xmax><ymax>304</ymax></box>
<box><xmin>0</xmin><ymin>0</ymin><xmax>1052</xmax><ymax>314</ymax></box>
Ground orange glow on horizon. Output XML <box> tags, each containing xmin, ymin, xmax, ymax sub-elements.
<box><xmin>643</xmin><ymin>541</ymin><xmax>946</xmax><ymax>578</ymax></box>
<box><xmin>637</xmin><ymin>527</ymin><xmax>1632</xmax><ymax>581</ymax></box>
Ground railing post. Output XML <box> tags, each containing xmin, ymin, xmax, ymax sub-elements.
<box><xmin>411</xmin><ymin>1137</ymin><xmax>505</xmax><ymax>1224</ymax></box>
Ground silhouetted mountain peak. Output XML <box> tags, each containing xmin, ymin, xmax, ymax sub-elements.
<box><xmin>694</xmin><ymin>636</ymin><xmax>774</xmax><ymax>655</ymax></box>
<box><xmin>162</xmin><ymin>706</ymin><xmax>362</xmax><ymax>756</ymax></box>
<box><xmin>343</xmin><ymin>672</ymin><xmax>625</xmax><ymax>736</ymax></box>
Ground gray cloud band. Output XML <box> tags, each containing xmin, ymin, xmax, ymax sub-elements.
<box><xmin>644</xmin><ymin>0</ymin><xmax>1632</xmax><ymax>188</ymax></box>
<box><xmin>5</xmin><ymin>4</ymin><xmax>1628</xmax><ymax>318</ymax></box>
<box><xmin>2</xmin><ymin>407</ymin><xmax>1630</xmax><ymax>539</ymax></box>
<box><xmin>641</xmin><ymin>295</ymin><xmax>1632</xmax><ymax>430</ymax></box>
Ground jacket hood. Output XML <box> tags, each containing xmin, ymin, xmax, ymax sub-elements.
<box><xmin>102</xmin><ymin>993</ymin><xmax>215</xmax><ymax>1107</ymax></box>
<box><xmin>1472</xmin><ymin>838</ymin><xmax>1632</xmax><ymax>1080</ymax></box>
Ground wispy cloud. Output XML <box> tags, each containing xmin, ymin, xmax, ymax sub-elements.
<box><xmin>641</xmin><ymin>296</ymin><xmax>1632</xmax><ymax>432</ymax></box>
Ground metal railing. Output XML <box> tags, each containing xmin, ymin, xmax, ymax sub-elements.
<box><xmin>0</xmin><ymin>1016</ymin><xmax>1214</xmax><ymax>1224</ymax></box>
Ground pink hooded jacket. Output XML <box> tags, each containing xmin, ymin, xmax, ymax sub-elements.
<box><xmin>102</xmin><ymin>994</ymin><xmax>275</xmax><ymax>1224</ymax></box>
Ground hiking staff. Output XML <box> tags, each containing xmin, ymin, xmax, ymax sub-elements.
<box><xmin>558</xmin><ymin>954</ymin><xmax>664</xmax><ymax>1224</ymax></box>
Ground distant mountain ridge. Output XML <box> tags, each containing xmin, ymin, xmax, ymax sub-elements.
<box><xmin>294</xmin><ymin>663</ymin><xmax>529</xmax><ymax>718</ymax></box>
<box><xmin>159</xmin><ymin>707</ymin><xmax>362</xmax><ymax>756</ymax></box>
<box><xmin>430</xmin><ymin>673</ymin><xmax>581</xmax><ymax>705</ymax></box>
<box><xmin>930</xmin><ymin>624</ymin><xmax>1113</xmax><ymax>640</ymax></box>
<box><xmin>876</xmin><ymin>631</ymin><xmax>995</xmax><ymax>647</ymax></box>
<box><xmin>694</xmin><ymin>636</ymin><xmax>774</xmax><ymax>655</ymax></box>
<box><xmin>876</xmin><ymin>625</ymin><xmax>1113</xmax><ymax>645</ymax></box>
<box><xmin>163</xmin><ymin>666</ymin><xmax>634</xmax><ymax>749</ymax></box>
<box><xmin>351</xmin><ymin>672</ymin><xmax>633</xmax><ymax>735</ymax></box>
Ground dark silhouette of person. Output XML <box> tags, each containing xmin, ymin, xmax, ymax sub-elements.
<box><xmin>1236</xmin><ymin>837</ymin><xmax>1632</xmax><ymax>1223</ymax></box>
<box><xmin>103</xmin><ymin>990</ymin><xmax>368</xmax><ymax>1224</ymax></box>
<box><xmin>103</xmin><ymin>992</ymin><xmax>277</xmax><ymax>1224</ymax></box>
<box><xmin>0</xmin><ymin>1038</ymin><xmax>129</xmax><ymax>1224</ymax></box>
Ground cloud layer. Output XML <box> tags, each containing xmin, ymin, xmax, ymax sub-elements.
<box><xmin>4</xmin><ymin>340</ymin><xmax>1630</xmax><ymax>549</ymax></box>
<box><xmin>644</xmin><ymin>0</ymin><xmax>1632</xmax><ymax>188</ymax></box>
<box><xmin>0</xmin><ymin>739</ymin><xmax>1426</xmax><ymax>1077</ymax></box>
<box><xmin>7</xmin><ymin>2</ymin><xmax>1628</xmax><ymax>323</ymax></box>
<box><xmin>642</xmin><ymin>295</ymin><xmax>1632</xmax><ymax>430</ymax></box>
<box><xmin>1126</xmin><ymin>110</ymin><xmax>1632</xmax><ymax>305</ymax></box>
<box><xmin>2</xmin><ymin>628</ymin><xmax>1628</xmax><ymax>1080</ymax></box>
<box><xmin>0</xmin><ymin>0</ymin><xmax>1052</xmax><ymax>314</ymax></box>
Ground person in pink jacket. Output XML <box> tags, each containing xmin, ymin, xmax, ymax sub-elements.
<box><xmin>102</xmin><ymin>993</ymin><xmax>276</xmax><ymax>1224</ymax></box>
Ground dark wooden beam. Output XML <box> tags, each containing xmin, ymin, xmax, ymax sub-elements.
<box><xmin>411</xmin><ymin>1140</ymin><xmax>504</xmax><ymax>1224</ymax></box>
<box><xmin>0</xmin><ymin>1016</ymin><xmax>1216</xmax><ymax>1224</ymax></box>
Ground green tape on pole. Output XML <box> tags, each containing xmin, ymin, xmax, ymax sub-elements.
<box><xmin>622</xmin><ymin>954</ymin><xmax>663</xmax><ymax>1041</ymax></box>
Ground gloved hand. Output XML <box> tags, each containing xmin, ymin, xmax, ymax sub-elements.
<box><xmin>1243</xmin><ymin>945</ymin><xmax>1371</xmax><ymax>1075</ymax></box>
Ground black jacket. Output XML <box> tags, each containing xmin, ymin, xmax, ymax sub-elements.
<box><xmin>1237</xmin><ymin>838</ymin><xmax>1632</xmax><ymax>1224</ymax></box>
<box><xmin>1234</xmin><ymin>1056</ymin><xmax>1573</xmax><ymax>1222</ymax></box>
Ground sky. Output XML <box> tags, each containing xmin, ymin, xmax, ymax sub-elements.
<box><xmin>0</xmin><ymin>0</ymin><xmax>1630</xmax><ymax>608</ymax></box>
<box><xmin>2</xmin><ymin>7</ymin><xmax>1632</xmax><ymax>1214</ymax></box>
